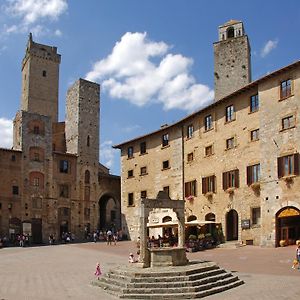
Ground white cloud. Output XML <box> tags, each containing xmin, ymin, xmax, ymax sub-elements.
<box><xmin>86</xmin><ymin>32</ymin><xmax>214</xmax><ymax>112</ymax></box>
<box><xmin>5</xmin><ymin>0</ymin><xmax>68</xmax><ymax>25</ymax></box>
<box><xmin>100</xmin><ymin>140</ymin><xmax>115</xmax><ymax>169</ymax></box>
<box><xmin>261</xmin><ymin>39</ymin><xmax>278</xmax><ymax>58</ymax></box>
<box><xmin>0</xmin><ymin>118</ymin><xmax>13</xmax><ymax>148</ymax></box>
<box><xmin>3</xmin><ymin>0</ymin><xmax>67</xmax><ymax>36</ymax></box>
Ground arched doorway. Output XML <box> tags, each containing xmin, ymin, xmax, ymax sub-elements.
<box><xmin>276</xmin><ymin>206</ymin><xmax>300</xmax><ymax>246</ymax></box>
<box><xmin>162</xmin><ymin>216</ymin><xmax>173</xmax><ymax>236</ymax></box>
<box><xmin>227</xmin><ymin>27</ymin><xmax>235</xmax><ymax>38</ymax></box>
<box><xmin>205</xmin><ymin>213</ymin><xmax>216</xmax><ymax>222</ymax></box>
<box><xmin>187</xmin><ymin>215</ymin><xmax>197</xmax><ymax>237</ymax></box>
<box><xmin>99</xmin><ymin>194</ymin><xmax>121</xmax><ymax>232</ymax></box>
<box><xmin>226</xmin><ymin>210</ymin><xmax>238</xmax><ymax>241</ymax></box>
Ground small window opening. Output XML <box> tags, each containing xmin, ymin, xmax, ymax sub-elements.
<box><xmin>227</xmin><ymin>27</ymin><xmax>234</xmax><ymax>38</ymax></box>
<box><xmin>42</xmin><ymin>70</ymin><xmax>47</xmax><ymax>77</ymax></box>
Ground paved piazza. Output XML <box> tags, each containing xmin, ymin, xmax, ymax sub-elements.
<box><xmin>0</xmin><ymin>241</ymin><xmax>299</xmax><ymax>300</ymax></box>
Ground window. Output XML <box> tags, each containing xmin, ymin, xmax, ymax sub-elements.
<box><xmin>127</xmin><ymin>146</ymin><xmax>134</xmax><ymax>158</ymax></box>
<box><xmin>252</xmin><ymin>207</ymin><xmax>261</xmax><ymax>225</ymax></box>
<box><xmin>187</xmin><ymin>124</ymin><xmax>194</xmax><ymax>138</ymax></box>
<box><xmin>32</xmin><ymin>198</ymin><xmax>42</xmax><ymax>209</ymax></box>
<box><xmin>162</xmin><ymin>133</ymin><xmax>169</xmax><ymax>147</ymax></box>
<box><xmin>34</xmin><ymin>152</ymin><xmax>40</xmax><ymax>161</ymax></box>
<box><xmin>62</xmin><ymin>208</ymin><xmax>69</xmax><ymax>217</ymax></box>
<box><xmin>282</xmin><ymin>115</ymin><xmax>295</xmax><ymax>130</ymax></box>
<box><xmin>141</xmin><ymin>190</ymin><xmax>147</xmax><ymax>199</ymax></box>
<box><xmin>226</xmin><ymin>137</ymin><xmax>235</xmax><ymax>149</ymax></box>
<box><xmin>33</xmin><ymin>177</ymin><xmax>40</xmax><ymax>186</ymax></box>
<box><xmin>59</xmin><ymin>185</ymin><xmax>69</xmax><ymax>198</ymax></box>
<box><xmin>223</xmin><ymin>169</ymin><xmax>239</xmax><ymax>190</ymax></box>
<box><xmin>60</xmin><ymin>160</ymin><xmax>69</xmax><ymax>173</ymax></box>
<box><xmin>185</xmin><ymin>180</ymin><xmax>197</xmax><ymax>197</ymax></box>
<box><xmin>84</xmin><ymin>170</ymin><xmax>90</xmax><ymax>184</ymax></box>
<box><xmin>187</xmin><ymin>152</ymin><xmax>194</xmax><ymax>162</ymax></box>
<box><xmin>128</xmin><ymin>169</ymin><xmax>134</xmax><ymax>178</ymax></box>
<box><xmin>84</xmin><ymin>186</ymin><xmax>90</xmax><ymax>201</ymax></box>
<box><xmin>140</xmin><ymin>142</ymin><xmax>147</xmax><ymax>154</ymax></box>
<box><xmin>87</xmin><ymin>135</ymin><xmax>90</xmax><ymax>147</ymax></box>
<box><xmin>250</xmin><ymin>94</ymin><xmax>259</xmax><ymax>112</ymax></box>
<box><xmin>280</xmin><ymin>79</ymin><xmax>291</xmax><ymax>99</ymax></box>
<box><xmin>278</xmin><ymin>153</ymin><xmax>299</xmax><ymax>178</ymax></box>
<box><xmin>227</xmin><ymin>27</ymin><xmax>234</xmax><ymax>38</ymax></box>
<box><xmin>163</xmin><ymin>186</ymin><xmax>170</xmax><ymax>197</ymax></box>
<box><xmin>205</xmin><ymin>145</ymin><xmax>213</xmax><ymax>156</ymax></box>
<box><xmin>140</xmin><ymin>166</ymin><xmax>147</xmax><ymax>175</ymax></box>
<box><xmin>84</xmin><ymin>208</ymin><xmax>90</xmax><ymax>217</ymax></box>
<box><xmin>225</xmin><ymin>105</ymin><xmax>235</xmax><ymax>122</ymax></box>
<box><xmin>204</xmin><ymin>115</ymin><xmax>213</xmax><ymax>131</ymax></box>
<box><xmin>11</xmin><ymin>155</ymin><xmax>16</xmax><ymax>162</ymax></box>
<box><xmin>250</xmin><ymin>129</ymin><xmax>259</xmax><ymax>141</ymax></box>
<box><xmin>202</xmin><ymin>176</ymin><xmax>216</xmax><ymax>194</ymax></box>
<box><xmin>42</xmin><ymin>70</ymin><xmax>47</xmax><ymax>77</ymax></box>
<box><xmin>162</xmin><ymin>160</ymin><xmax>170</xmax><ymax>170</ymax></box>
<box><xmin>128</xmin><ymin>193</ymin><xmax>134</xmax><ymax>206</ymax></box>
<box><xmin>33</xmin><ymin>126</ymin><xmax>40</xmax><ymax>134</ymax></box>
<box><xmin>12</xmin><ymin>186</ymin><xmax>19</xmax><ymax>195</ymax></box>
<box><xmin>247</xmin><ymin>164</ymin><xmax>260</xmax><ymax>185</ymax></box>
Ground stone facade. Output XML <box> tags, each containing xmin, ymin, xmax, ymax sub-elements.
<box><xmin>114</xmin><ymin>21</ymin><xmax>300</xmax><ymax>247</ymax></box>
<box><xmin>0</xmin><ymin>35</ymin><xmax>121</xmax><ymax>243</ymax></box>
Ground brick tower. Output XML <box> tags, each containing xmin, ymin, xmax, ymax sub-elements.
<box><xmin>213</xmin><ymin>20</ymin><xmax>251</xmax><ymax>101</ymax></box>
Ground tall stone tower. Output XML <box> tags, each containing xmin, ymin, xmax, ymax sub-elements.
<box><xmin>65</xmin><ymin>78</ymin><xmax>100</xmax><ymax>164</ymax></box>
<box><xmin>21</xmin><ymin>33</ymin><xmax>61</xmax><ymax>122</ymax></box>
<box><xmin>213</xmin><ymin>20</ymin><xmax>251</xmax><ymax>101</ymax></box>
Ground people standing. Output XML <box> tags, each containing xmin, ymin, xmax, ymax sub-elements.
<box><xmin>296</xmin><ymin>243</ymin><xmax>300</xmax><ymax>270</ymax></box>
<box><xmin>106</xmin><ymin>229</ymin><xmax>112</xmax><ymax>245</ymax></box>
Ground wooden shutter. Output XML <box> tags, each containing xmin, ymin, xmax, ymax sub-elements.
<box><xmin>223</xmin><ymin>172</ymin><xmax>227</xmax><ymax>190</ymax></box>
<box><xmin>212</xmin><ymin>176</ymin><xmax>216</xmax><ymax>193</ymax></box>
<box><xmin>235</xmin><ymin>169</ymin><xmax>240</xmax><ymax>188</ymax></box>
<box><xmin>277</xmin><ymin>157</ymin><xmax>283</xmax><ymax>178</ymax></box>
<box><xmin>294</xmin><ymin>153</ymin><xmax>299</xmax><ymax>175</ymax></box>
<box><xmin>246</xmin><ymin>166</ymin><xmax>251</xmax><ymax>186</ymax></box>
<box><xmin>193</xmin><ymin>180</ymin><xmax>197</xmax><ymax>196</ymax></box>
<box><xmin>202</xmin><ymin>177</ymin><xmax>207</xmax><ymax>194</ymax></box>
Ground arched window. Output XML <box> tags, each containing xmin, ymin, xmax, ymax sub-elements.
<box><xmin>227</xmin><ymin>27</ymin><xmax>234</xmax><ymax>38</ymax></box>
<box><xmin>87</xmin><ymin>135</ymin><xmax>90</xmax><ymax>147</ymax></box>
<box><xmin>84</xmin><ymin>170</ymin><xmax>90</xmax><ymax>184</ymax></box>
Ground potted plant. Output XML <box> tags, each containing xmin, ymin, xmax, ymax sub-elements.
<box><xmin>279</xmin><ymin>240</ymin><xmax>286</xmax><ymax>247</ymax></box>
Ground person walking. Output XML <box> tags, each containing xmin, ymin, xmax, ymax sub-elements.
<box><xmin>94</xmin><ymin>262</ymin><xmax>102</xmax><ymax>280</ymax></box>
<box><xmin>106</xmin><ymin>229</ymin><xmax>112</xmax><ymax>245</ymax></box>
<box><xmin>296</xmin><ymin>243</ymin><xmax>300</xmax><ymax>270</ymax></box>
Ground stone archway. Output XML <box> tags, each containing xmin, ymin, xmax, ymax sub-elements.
<box><xmin>276</xmin><ymin>206</ymin><xmax>300</xmax><ymax>246</ymax></box>
<box><xmin>226</xmin><ymin>209</ymin><xmax>238</xmax><ymax>241</ymax></box>
<box><xmin>99</xmin><ymin>194</ymin><xmax>121</xmax><ymax>231</ymax></box>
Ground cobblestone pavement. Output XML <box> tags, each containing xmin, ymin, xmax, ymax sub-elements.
<box><xmin>0</xmin><ymin>241</ymin><xmax>299</xmax><ymax>299</ymax></box>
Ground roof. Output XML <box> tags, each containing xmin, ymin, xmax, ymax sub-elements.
<box><xmin>0</xmin><ymin>147</ymin><xmax>22</xmax><ymax>153</ymax></box>
<box><xmin>220</xmin><ymin>19</ymin><xmax>241</xmax><ymax>27</ymax></box>
<box><xmin>113</xmin><ymin>59</ymin><xmax>300</xmax><ymax>149</ymax></box>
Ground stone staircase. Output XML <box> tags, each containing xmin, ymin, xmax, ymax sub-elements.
<box><xmin>93</xmin><ymin>262</ymin><xmax>244</xmax><ymax>299</ymax></box>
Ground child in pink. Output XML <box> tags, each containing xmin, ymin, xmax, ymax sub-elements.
<box><xmin>94</xmin><ymin>262</ymin><xmax>102</xmax><ymax>280</ymax></box>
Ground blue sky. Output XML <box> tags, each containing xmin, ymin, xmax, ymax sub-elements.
<box><xmin>0</xmin><ymin>0</ymin><xmax>300</xmax><ymax>175</ymax></box>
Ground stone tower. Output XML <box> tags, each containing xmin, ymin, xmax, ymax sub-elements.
<box><xmin>213</xmin><ymin>20</ymin><xmax>251</xmax><ymax>101</ymax></box>
<box><xmin>21</xmin><ymin>33</ymin><xmax>61</xmax><ymax>122</ymax></box>
<box><xmin>65</xmin><ymin>78</ymin><xmax>100</xmax><ymax>164</ymax></box>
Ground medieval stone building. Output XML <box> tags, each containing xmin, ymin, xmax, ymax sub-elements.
<box><xmin>0</xmin><ymin>34</ymin><xmax>120</xmax><ymax>243</ymax></box>
<box><xmin>114</xmin><ymin>20</ymin><xmax>300</xmax><ymax>247</ymax></box>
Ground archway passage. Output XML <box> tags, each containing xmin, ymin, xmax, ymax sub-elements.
<box><xmin>99</xmin><ymin>194</ymin><xmax>121</xmax><ymax>232</ymax></box>
<box><xmin>276</xmin><ymin>206</ymin><xmax>300</xmax><ymax>246</ymax></box>
<box><xmin>226</xmin><ymin>210</ymin><xmax>238</xmax><ymax>241</ymax></box>
<box><xmin>227</xmin><ymin>27</ymin><xmax>235</xmax><ymax>38</ymax></box>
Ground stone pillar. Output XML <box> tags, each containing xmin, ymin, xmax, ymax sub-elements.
<box><xmin>176</xmin><ymin>210</ymin><xmax>185</xmax><ymax>247</ymax></box>
<box><xmin>139</xmin><ymin>199</ymin><xmax>150</xmax><ymax>267</ymax></box>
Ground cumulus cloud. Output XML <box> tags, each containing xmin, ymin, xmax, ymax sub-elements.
<box><xmin>86</xmin><ymin>32</ymin><xmax>214</xmax><ymax>112</ymax></box>
<box><xmin>100</xmin><ymin>140</ymin><xmax>115</xmax><ymax>169</ymax></box>
<box><xmin>0</xmin><ymin>118</ymin><xmax>13</xmax><ymax>148</ymax></box>
<box><xmin>2</xmin><ymin>0</ymin><xmax>67</xmax><ymax>36</ymax></box>
<box><xmin>261</xmin><ymin>39</ymin><xmax>278</xmax><ymax>58</ymax></box>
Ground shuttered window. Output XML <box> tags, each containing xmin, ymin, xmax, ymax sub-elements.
<box><xmin>247</xmin><ymin>164</ymin><xmax>260</xmax><ymax>185</ymax></box>
<box><xmin>202</xmin><ymin>176</ymin><xmax>216</xmax><ymax>194</ymax></box>
<box><xmin>185</xmin><ymin>180</ymin><xmax>197</xmax><ymax>197</ymax></box>
<box><xmin>278</xmin><ymin>153</ymin><xmax>299</xmax><ymax>178</ymax></box>
<box><xmin>223</xmin><ymin>169</ymin><xmax>239</xmax><ymax>190</ymax></box>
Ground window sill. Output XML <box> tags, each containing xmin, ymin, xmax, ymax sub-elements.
<box><xmin>251</xmin><ymin>224</ymin><xmax>261</xmax><ymax>229</ymax></box>
<box><xmin>139</xmin><ymin>152</ymin><xmax>148</xmax><ymax>156</ymax></box>
<box><xmin>140</xmin><ymin>173</ymin><xmax>148</xmax><ymax>177</ymax></box>
<box><xmin>203</xmin><ymin>127</ymin><xmax>214</xmax><ymax>133</ymax></box>
<box><xmin>161</xmin><ymin>145</ymin><xmax>170</xmax><ymax>150</ymax></box>
<box><xmin>225</xmin><ymin>119</ymin><xmax>236</xmax><ymax>125</ymax></box>
<box><xmin>161</xmin><ymin>167</ymin><xmax>171</xmax><ymax>171</ymax></box>
<box><xmin>279</xmin><ymin>94</ymin><xmax>294</xmax><ymax>102</ymax></box>
<box><xmin>250</xmin><ymin>138</ymin><xmax>259</xmax><ymax>142</ymax></box>
<box><xmin>205</xmin><ymin>153</ymin><xmax>214</xmax><ymax>157</ymax></box>
<box><xmin>127</xmin><ymin>176</ymin><xmax>134</xmax><ymax>179</ymax></box>
<box><xmin>127</xmin><ymin>156</ymin><xmax>135</xmax><ymax>160</ymax></box>
<box><xmin>280</xmin><ymin>126</ymin><xmax>295</xmax><ymax>132</ymax></box>
<box><xmin>225</xmin><ymin>187</ymin><xmax>235</xmax><ymax>194</ymax></box>
<box><xmin>248</xmin><ymin>109</ymin><xmax>259</xmax><ymax>115</ymax></box>
<box><xmin>127</xmin><ymin>205</ymin><xmax>135</xmax><ymax>207</ymax></box>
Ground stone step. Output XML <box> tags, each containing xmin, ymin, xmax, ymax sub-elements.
<box><xmin>122</xmin><ymin>275</ymin><xmax>239</xmax><ymax>295</ymax></box>
<box><xmin>120</xmin><ymin>280</ymin><xmax>244</xmax><ymax>299</ymax></box>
